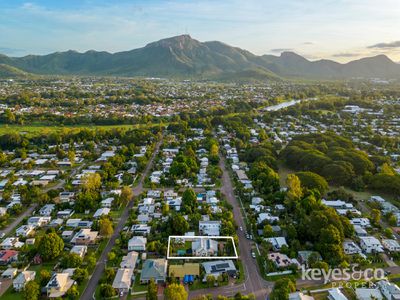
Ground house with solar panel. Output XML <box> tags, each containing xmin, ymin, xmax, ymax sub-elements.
<box><xmin>201</xmin><ymin>260</ymin><xmax>237</xmax><ymax>280</ymax></box>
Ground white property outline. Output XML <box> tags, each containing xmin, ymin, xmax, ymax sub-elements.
<box><xmin>167</xmin><ymin>235</ymin><xmax>238</xmax><ymax>260</ymax></box>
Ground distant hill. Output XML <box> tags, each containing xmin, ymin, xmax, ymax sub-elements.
<box><xmin>0</xmin><ymin>63</ymin><xmax>30</xmax><ymax>78</ymax></box>
<box><xmin>1</xmin><ymin>35</ymin><xmax>400</xmax><ymax>80</ymax></box>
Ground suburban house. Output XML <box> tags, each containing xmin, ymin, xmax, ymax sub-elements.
<box><xmin>257</xmin><ymin>212</ymin><xmax>279</xmax><ymax>224</ymax></box>
<box><xmin>201</xmin><ymin>260</ymin><xmax>237</xmax><ymax>280</ymax></box>
<box><xmin>39</xmin><ymin>204</ymin><xmax>56</xmax><ymax>216</ymax></box>
<box><xmin>359</xmin><ymin>236</ymin><xmax>384</xmax><ymax>254</ymax></box>
<box><xmin>355</xmin><ymin>288</ymin><xmax>383</xmax><ymax>300</ymax></box>
<box><xmin>27</xmin><ymin>216</ymin><xmax>51</xmax><ymax>228</ymax></box>
<box><xmin>120</xmin><ymin>251</ymin><xmax>138</xmax><ymax>269</ymax></box>
<box><xmin>101</xmin><ymin>197</ymin><xmax>114</xmax><ymax>208</ymax></box>
<box><xmin>128</xmin><ymin>236</ymin><xmax>147</xmax><ymax>252</ymax></box>
<box><xmin>327</xmin><ymin>288</ymin><xmax>348</xmax><ymax>300</ymax></box>
<box><xmin>45</xmin><ymin>272</ymin><xmax>75</xmax><ymax>298</ymax></box>
<box><xmin>198</xmin><ymin>220</ymin><xmax>221</xmax><ymax>236</ymax></box>
<box><xmin>93</xmin><ymin>207</ymin><xmax>110</xmax><ymax>218</ymax></box>
<box><xmin>376</xmin><ymin>280</ymin><xmax>400</xmax><ymax>300</ymax></box>
<box><xmin>192</xmin><ymin>238</ymin><xmax>218</xmax><ymax>257</ymax></box>
<box><xmin>59</xmin><ymin>192</ymin><xmax>75</xmax><ymax>203</ymax></box>
<box><xmin>0</xmin><ymin>237</ymin><xmax>23</xmax><ymax>249</ymax></box>
<box><xmin>131</xmin><ymin>224</ymin><xmax>151</xmax><ymax>235</ymax></box>
<box><xmin>16</xmin><ymin>225</ymin><xmax>35</xmax><ymax>237</ymax></box>
<box><xmin>382</xmin><ymin>239</ymin><xmax>400</xmax><ymax>252</ymax></box>
<box><xmin>289</xmin><ymin>292</ymin><xmax>315</xmax><ymax>300</ymax></box>
<box><xmin>13</xmin><ymin>270</ymin><xmax>36</xmax><ymax>291</ymax></box>
<box><xmin>112</xmin><ymin>268</ymin><xmax>133</xmax><ymax>294</ymax></box>
<box><xmin>0</xmin><ymin>250</ymin><xmax>18</xmax><ymax>265</ymax></box>
<box><xmin>70</xmin><ymin>245</ymin><xmax>87</xmax><ymax>258</ymax></box>
<box><xmin>71</xmin><ymin>229</ymin><xmax>98</xmax><ymax>245</ymax></box>
<box><xmin>343</xmin><ymin>241</ymin><xmax>363</xmax><ymax>256</ymax></box>
<box><xmin>265</xmin><ymin>237</ymin><xmax>288</xmax><ymax>251</ymax></box>
<box><xmin>140</xmin><ymin>259</ymin><xmax>168</xmax><ymax>283</ymax></box>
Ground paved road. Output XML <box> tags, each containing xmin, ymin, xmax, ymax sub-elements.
<box><xmin>190</xmin><ymin>154</ymin><xmax>272</xmax><ymax>300</ymax></box>
<box><xmin>80</xmin><ymin>137</ymin><xmax>163</xmax><ymax>300</ymax></box>
<box><xmin>0</xmin><ymin>204</ymin><xmax>37</xmax><ymax>237</ymax></box>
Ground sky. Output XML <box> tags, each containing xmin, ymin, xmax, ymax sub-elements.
<box><xmin>1</xmin><ymin>0</ymin><xmax>400</xmax><ymax>63</ymax></box>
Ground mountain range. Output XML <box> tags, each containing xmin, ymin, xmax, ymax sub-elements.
<box><xmin>1</xmin><ymin>35</ymin><xmax>399</xmax><ymax>81</ymax></box>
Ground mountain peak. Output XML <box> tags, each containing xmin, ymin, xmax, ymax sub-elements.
<box><xmin>145</xmin><ymin>34</ymin><xmax>200</xmax><ymax>50</ymax></box>
<box><xmin>280</xmin><ymin>51</ymin><xmax>309</xmax><ymax>61</ymax></box>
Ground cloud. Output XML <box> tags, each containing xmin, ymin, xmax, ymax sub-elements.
<box><xmin>270</xmin><ymin>48</ymin><xmax>293</xmax><ymax>53</ymax></box>
<box><xmin>368</xmin><ymin>41</ymin><xmax>400</xmax><ymax>48</ymax></box>
<box><xmin>332</xmin><ymin>52</ymin><xmax>360</xmax><ymax>57</ymax></box>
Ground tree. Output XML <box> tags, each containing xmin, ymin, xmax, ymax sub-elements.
<box><xmin>61</xmin><ymin>253</ymin><xmax>82</xmax><ymax>268</ymax></box>
<box><xmin>99</xmin><ymin>217</ymin><xmax>114</xmax><ymax>237</ymax></box>
<box><xmin>370</xmin><ymin>209</ymin><xmax>381</xmax><ymax>226</ymax></box>
<box><xmin>206</xmin><ymin>275</ymin><xmax>215</xmax><ymax>287</ymax></box>
<box><xmin>83</xmin><ymin>173</ymin><xmax>101</xmax><ymax>192</ymax></box>
<box><xmin>170</xmin><ymin>214</ymin><xmax>189</xmax><ymax>235</ymax></box>
<box><xmin>317</xmin><ymin>225</ymin><xmax>345</xmax><ymax>265</ymax></box>
<box><xmin>182</xmin><ymin>188</ymin><xmax>197</xmax><ymax>214</ymax></box>
<box><xmin>263</xmin><ymin>224</ymin><xmax>274</xmax><ymax>238</ymax></box>
<box><xmin>296</xmin><ymin>171</ymin><xmax>328</xmax><ymax>195</ymax></box>
<box><xmin>102</xmin><ymin>268</ymin><xmax>115</xmax><ymax>284</ymax></box>
<box><xmin>147</xmin><ymin>278</ymin><xmax>158</xmax><ymax>300</ymax></box>
<box><xmin>37</xmin><ymin>232</ymin><xmax>64</xmax><ymax>261</ymax></box>
<box><xmin>72</xmin><ymin>267</ymin><xmax>89</xmax><ymax>284</ymax></box>
<box><xmin>120</xmin><ymin>186</ymin><xmax>133</xmax><ymax>206</ymax></box>
<box><xmin>269</xmin><ymin>278</ymin><xmax>295</xmax><ymax>300</ymax></box>
<box><xmin>39</xmin><ymin>269</ymin><xmax>51</xmax><ymax>286</ymax></box>
<box><xmin>68</xmin><ymin>150</ymin><xmax>76</xmax><ymax>166</ymax></box>
<box><xmin>100</xmin><ymin>284</ymin><xmax>116</xmax><ymax>298</ymax></box>
<box><xmin>23</xmin><ymin>280</ymin><xmax>40</xmax><ymax>300</ymax></box>
<box><xmin>107</xmin><ymin>251</ymin><xmax>116</xmax><ymax>263</ymax></box>
<box><xmin>286</xmin><ymin>174</ymin><xmax>303</xmax><ymax>202</ymax></box>
<box><xmin>66</xmin><ymin>285</ymin><xmax>79</xmax><ymax>300</ymax></box>
<box><xmin>162</xmin><ymin>203</ymin><xmax>170</xmax><ymax>216</ymax></box>
<box><xmin>164</xmin><ymin>283</ymin><xmax>188</xmax><ymax>300</ymax></box>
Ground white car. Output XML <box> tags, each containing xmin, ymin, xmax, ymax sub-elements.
<box><xmin>239</xmin><ymin>226</ymin><xmax>243</xmax><ymax>231</ymax></box>
<box><xmin>251</xmin><ymin>251</ymin><xmax>256</xmax><ymax>258</ymax></box>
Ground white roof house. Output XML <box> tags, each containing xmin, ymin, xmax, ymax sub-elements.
<box><xmin>343</xmin><ymin>241</ymin><xmax>363</xmax><ymax>255</ymax></box>
<box><xmin>257</xmin><ymin>213</ymin><xmax>279</xmax><ymax>224</ymax></box>
<box><xmin>382</xmin><ymin>239</ymin><xmax>400</xmax><ymax>252</ymax></box>
<box><xmin>327</xmin><ymin>288</ymin><xmax>348</xmax><ymax>300</ymax></box>
<box><xmin>39</xmin><ymin>204</ymin><xmax>56</xmax><ymax>216</ymax></box>
<box><xmin>13</xmin><ymin>270</ymin><xmax>36</xmax><ymax>291</ymax></box>
<box><xmin>350</xmin><ymin>218</ymin><xmax>370</xmax><ymax>228</ymax></box>
<box><xmin>112</xmin><ymin>268</ymin><xmax>133</xmax><ymax>292</ymax></box>
<box><xmin>120</xmin><ymin>251</ymin><xmax>138</xmax><ymax>269</ymax></box>
<box><xmin>376</xmin><ymin>280</ymin><xmax>400</xmax><ymax>300</ymax></box>
<box><xmin>70</xmin><ymin>245</ymin><xmax>87</xmax><ymax>258</ymax></box>
<box><xmin>192</xmin><ymin>238</ymin><xmax>218</xmax><ymax>257</ymax></box>
<box><xmin>16</xmin><ymin>225</ymin><xmax>35</xmax><ymax>237</ymax></box>
<box><xmin>265</xmin><ymin>237</ymin><xmax>288</xmax><ymax>251</ymax></box>
<box><xmin>93</xmin><ymin>208</ymin><xmax>110</xmax><ymax>218</ymax></box>
<box><xmin>128</xmin><ymin>236</ymin><xmax>147</xmax><ymax>251</ymax></box>
<box><xmin>101</xmin><ymin>197</ymin><xmax>114</xmax><ymax>208</ymax></box>
<box><xmin>355</xmin><ymin>288</ymin><xmax>383</xmax><ymax>300</ymax></box>
<box><xmin>359</xmin><ymin>236</ymin><xmax>384</xmax><ymax>254</ymax></box>
<box><xmin>199</xmin><ymin>221</ymin><xmax>221</xmax><ymax>236</ymax></box>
